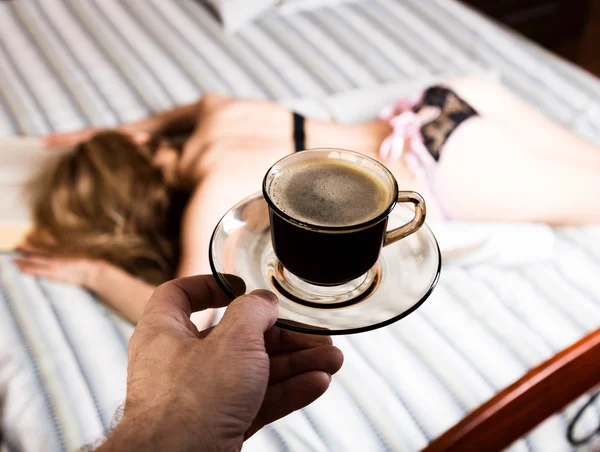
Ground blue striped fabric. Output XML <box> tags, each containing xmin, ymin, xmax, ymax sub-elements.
<box><xmin>1</xmin><ymin>1</ymin><xmax>600</xmax><ymax>451</ymax></box>
<box><xmin>2</xmin><ymin>225</ymin><xmax>600</xmax><ymax>452</ymax></box>
<box><xmin>0</xmin><ymin>255</ymin><xmax>133</xmax><ymax>451</ymax></box>
<box><xmin>2</xmin><ymin>0</ymin><xmax>600</xmax><ymax>140</ymax></box>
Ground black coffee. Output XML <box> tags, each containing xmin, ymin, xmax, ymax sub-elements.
<box><xmin>268</xmin><ymin>159</ymin><xmax>392</xmax><ymax>285</ymax></box>
<box><xmin>270</xmin><ymin>159</ymin><xmax>389</xmax><ymax>227</ymax></box>
<box><xmin>269</xmin><ymin>210</ymin><xmax>388</xmax><ymax>285</ymax></box>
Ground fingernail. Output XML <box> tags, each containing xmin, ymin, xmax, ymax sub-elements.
<box><xmin>250</xmin><ymin>289</ymin><xmax>278</xmax><ymax>303</ymax></box>
<box><xmin>326</xmin><ymin>373</ymin><xmax>332</xmax><ymax>383</ymax></box>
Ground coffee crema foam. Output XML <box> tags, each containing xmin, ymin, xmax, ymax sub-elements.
<box><xmin>270</xmin><ymin>159</ymin><xmax>390</xmax><ymax>227</ymax></box>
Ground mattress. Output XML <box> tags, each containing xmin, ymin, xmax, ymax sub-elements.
<box><xmin>1</xmin><ymin>1</ymin><xmax>600</xmax><ymax>451</ymax></box>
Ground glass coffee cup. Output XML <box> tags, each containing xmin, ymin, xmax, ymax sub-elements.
<box><xmin>263</xmin><ymin>148</ymin><xmax>426</xmax><ymax>286</ymax></box>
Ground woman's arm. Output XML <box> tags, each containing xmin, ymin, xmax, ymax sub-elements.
<box><xmin>174</xmin><ymin>184</ymin><xmax>226</xmax><ymax>330</ymax></box>
<box><xmin>14</xmin><ymin>252</ymin><xmax>154</xmax><ymax>324</ymax></box>
<box><xmin>44</xmin><ymin>101</ymin><xmax>201</xmax><ymax>149</ymax></box>
<box><xmin>87</xmin><ymin>261</ymin><xmax>155</xmax><ymax>323</ymax></box>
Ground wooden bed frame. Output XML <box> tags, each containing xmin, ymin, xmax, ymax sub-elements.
<box><xmin>462</xmin><ymin>0</ymin><xmax>592</xmax><ymax>50</ymax></box>
<box><xmin>424</xmin><ymin>328</ymin><xmax>600</xmax><ymax>451</ymax></box>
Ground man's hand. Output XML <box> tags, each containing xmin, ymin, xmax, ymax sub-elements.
<box><xmin>100</xmin><ymin>276</ymin><xmax>343</xmax><ymax>452</ymax></box>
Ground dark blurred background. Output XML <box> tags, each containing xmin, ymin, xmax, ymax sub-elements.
<box><xmin>463</xmin><ymin>0</ymin><xmax>600</xmax><ymax>77</ymax></box>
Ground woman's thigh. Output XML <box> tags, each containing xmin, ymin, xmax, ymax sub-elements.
<box><xmin>437</xmin><ymin>117</ymin><xmax>600</xmax><ymax>225</ymax></box>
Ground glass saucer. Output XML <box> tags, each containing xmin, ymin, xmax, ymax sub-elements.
<box><xmin>209</xmin><ymin>193</ymin><xmax>441</xmax><ymax>335</ymax></box>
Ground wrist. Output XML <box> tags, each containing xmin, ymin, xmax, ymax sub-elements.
<box><xmin>99</xmin><ymin>409</ymin><xmax>230</xmax><ymax>452</ymax></box>
<box><xmin>97</xmin><ymin>414</ymin><xmax>175</xmax><ymax>452</ymax></box>
<box><xmin>83</xmin><ymin>259</ymin><xmax>105</xmax><ymax>291</ymax></box>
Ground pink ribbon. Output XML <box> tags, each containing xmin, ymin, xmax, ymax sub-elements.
<box><xmin>379</xmin><ymin>94</ymin><xmax>439</xmax><ymax>169</ymax></box>
<box><xmin>378</xmin><ymin>98</ymin><xmax>451</xmax><ymax>218</ymax></box>
<box><xmin>379</xmin><ymin>108</ymin><xmax>432</xmax><ymax>167</ymax></box>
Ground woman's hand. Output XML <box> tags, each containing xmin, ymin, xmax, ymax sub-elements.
<box><xmin>44</xmin><ymin>124</ymin><xmax>152</xmax><ymax>149</ymax></box>
<box><xmin>14</xmin><ymin>244</ymin><xmax>102</xmax><ymax>288</ymax></box>
<box><xmin>44</xmin><ymin>101</ymin><xmax>201</xmax><ymax>149</ymax></box>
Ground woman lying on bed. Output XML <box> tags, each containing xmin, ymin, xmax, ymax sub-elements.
<box><xmin>14</xmin><ymin>76</ymin><xmax>600</xmax><ymax>326</ymax></box>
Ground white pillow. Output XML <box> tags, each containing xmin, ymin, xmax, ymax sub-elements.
<box><xmin>283</xmin><ymin>69</ymin><xmax>499</xmax><ymax>123</ymax></box>
<box><xmin>0</xmin><ymin>138</ymin><xmax>50</xmax><ymax>250</ymax></box>
<box><xmin>277</xmin><ymin>0</ymin><xmax>362</xmax><ymax>15</ymax></box>
<box><xmin>204</xmin><ymin>0</ymin><xmax>275</xmax><ymax>32</ymax></box>
<box><xmin>204</xmin><ymin>0</ymin><xmax>364</xmax><ymax>31</ymax></box>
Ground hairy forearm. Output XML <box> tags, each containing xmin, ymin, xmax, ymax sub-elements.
<box><xmin>96</xmin><ymin>409</ymin><xmax>227</xmax><ymax>452</ymax></box>
<box><xmin>86</xmin><ymin>261</ymin><xmax>155</xmax><ymax>323</ymax></box>
<box><xmin>97</xmin><ymin>417</ymin><xmax>197</xmax><ymax>452</ymax></box>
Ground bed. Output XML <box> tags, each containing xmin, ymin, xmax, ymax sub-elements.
<box><xmin>1</xmin><ymin>1</ymin><xmax>600</xmax><ymax>451</ymax></box>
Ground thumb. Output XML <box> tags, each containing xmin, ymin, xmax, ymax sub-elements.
<box><xmin>216</xmin><ymin>290</ymin><xmax>279</xmax><ymax>340</ymax></box>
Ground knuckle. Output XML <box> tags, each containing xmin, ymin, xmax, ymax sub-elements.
<box><xmin>250</xmin><ymin>289</ymin><xmax>277</xmax><ymax>303</ymax></box>
<box><xmin>216</xmin><ymin>317</ymin><xmax>254</xmax><ymax>341</ymax></box>
<box><xmin>154</xmin><ymin>280</ymin><xmax>174</xmax><ymax>293</ymax></box>
<box><xmin>239</xmin><ymin>292</ymin><xmax>272</xmax><ymax>305</ymax></box>
<box><xmin>227</xmin><ymin>294</ymin><xmax>268</xmax><ymax>317</ymax></box>
<box><xmin>150</xmin><ymin>281</ymin><xmax>176</xmax><ymax>303</ymax></box>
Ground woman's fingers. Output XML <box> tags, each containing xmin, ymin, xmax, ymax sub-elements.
<box><xmin>16</xmin><ymin>263</ymin><xmax>41</xmax><ymax>276</ymax></box>
<box><xmin>23</xmin><ymin>232</ymin><xmax>57</xmax><ymax>248</ymax></box>
<box><xmin>14</xmin><ymin>255</ymin><xmax>57</xmax><ymax>270</ymax></box>
<box><xmin>15</xmin><ymin>264</ymin><xmax>55</xmax><ymax>279</ymax></box>
<box><xmin>44</xmin><ymin>129</ymin><xmax>97</xmax><ymax>148</ymax></box>
<box><xmin>14</xmin><ymin>255</ymin><xmax>60</xmax><ymax>279</ymax></box>
<box><xmin>15</xmin><ymin>240</ymin><xmax>48</xmax><ymax>255</ymax></box>
<box><xmin>268</xmin><ymin>345</ymin><xmax>343</xmax><ymax>385</ymax></box>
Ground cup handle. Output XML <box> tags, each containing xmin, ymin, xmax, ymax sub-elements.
<box><xmin>383</xmin><ymin>191</ymin><xmax>426</xmax><ymax>247</ymax></box>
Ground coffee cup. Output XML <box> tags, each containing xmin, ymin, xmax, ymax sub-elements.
<box><xmin>262</xmin><ymin>148</ymin><xmax>426</xmax><ymax>286</ymax></box>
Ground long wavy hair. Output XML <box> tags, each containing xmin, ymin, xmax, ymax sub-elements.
<box><xmin>28</xmin><ymin>131</ymin><xmax>175</xmax><ymax>285</ymax></box>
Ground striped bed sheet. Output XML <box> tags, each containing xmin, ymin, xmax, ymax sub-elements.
<box><xmin>2</xmin><ymin>224</ymin><xmax>600</xmax><ymax>452</ymax></box>
<box><xmin>1</xmin><ymin>0</ymin><xmax>600</xmax><ymax>451</ymax></box>
<box><xmin>1</xmin><ymin>0</ymin><xmax>600</xmax><ymax>140</ymax></box>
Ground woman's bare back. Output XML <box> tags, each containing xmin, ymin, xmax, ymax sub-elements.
<box><xmin>186</xmin><ymin>93</ymin><xmax>410</xmax><ymax>186</ymax></box>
